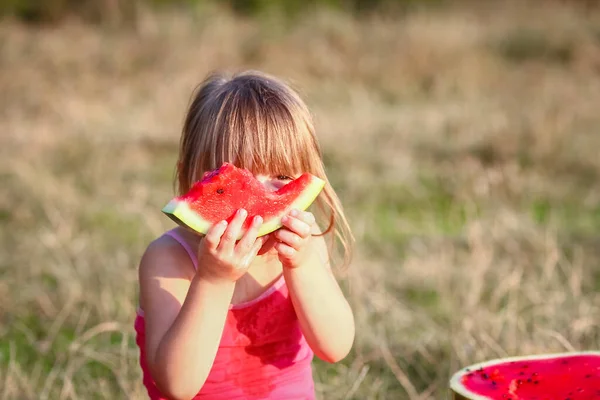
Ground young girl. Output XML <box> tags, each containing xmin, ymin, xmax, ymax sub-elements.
<box><xmin>134</xmin><ymin>70</ymin><xmax>355</xmax><ymax>400</ymax></box>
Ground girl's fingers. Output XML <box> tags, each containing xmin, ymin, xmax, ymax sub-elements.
<box><xmin>250</xmin><ymin>235</ymin><xmax>270</xmax><ymax>258</ymax></box>
<box><xmin>218</xmin><ymin>209</ymin><xmax>247</xmax><ymax>253</ymax></box>
<box><xmin>274</xmin><ymin>241</ymin><xmax>296</xmax><ymax>258</ymax></box>
<box><xmin>238</xmin><ymin>234</ymin><xmax>270</xmax><ymax>268</ymax></box>
<box><xmin>235</xmin><ymin>215</ymin><xmax>263</xmax><ymax>253</ymax></box>
<box><xmin>281</xmin><ymin>214</ymin><xmax>311</xmax><ymax>238</ymax></box>
<box><xmin>298</xmin><ymin>210</ymin><xmax>316</xmax><ymax>225</ymax></box>
<box><xmin>204</xmin><ymin>220</ymin><xmax>228</xmax><ymax>250</ymax></box>
<box><xmin>274</xmin><ymin>228</ymin><xmax>303</xmax><ymax>251</ymax></box>
<box><xmin>289</xmin><ymin>209</ymin><xmax>315</xmax><ymax>226</ymax></box>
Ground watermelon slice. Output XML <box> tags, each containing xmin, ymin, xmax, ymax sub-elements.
<box><xmin>449</xmin><ymin>351</ymin><xmax>600</xmax><ymax>400</ymax></box>
<box><xmin>162</xmin><ymin>163</ymin><xmax>326</xmax><ymax>239</ymax></box>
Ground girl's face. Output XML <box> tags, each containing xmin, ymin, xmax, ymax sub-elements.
<box><xmin>253</xmin><ymin>173</ymin><xmax>298</xmax><ymax>257</ymax></box>
<box><xmin>254</xmin><ymin>173</ymin><xmax>296</xmax><ymax>192</ymax></box>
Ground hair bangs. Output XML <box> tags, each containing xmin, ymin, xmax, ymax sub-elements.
<box><xmin>209</xmin><ymin>85</ymin><xmax>315</xmax><ymax>179</ymax></box>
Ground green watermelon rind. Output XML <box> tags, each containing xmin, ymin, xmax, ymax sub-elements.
<box><xmin>162</xmin><ymin>175</ymin><xmax>326</xmax><ymax>239</ymax></box>
<box><xmin>448</xmin><ymin>351</ymin><xmax>600</xmax><ymax>400</ymax></box>
<box><xmin>162</xmin><ymin>200</ymin><xmax>213</xmax><ymax>236</ymax></box>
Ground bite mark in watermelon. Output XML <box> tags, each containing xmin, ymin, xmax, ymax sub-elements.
<box><xmin>162</xmin><ymin>163</ymin><xmax>326</xmax><ymax>239</ymax></box>
<box><xmin>449</xmin><ymin>351</ymin><xmax>600</xmax><ymax>400</ymax></box>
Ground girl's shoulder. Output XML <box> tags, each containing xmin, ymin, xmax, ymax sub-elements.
<box><xmin>138</xmin><ymin>228</ymin><xmax>198</xmax><ymax>282</ymax></box>
<box><xmin>137</xmin><ymin>229</ymin><xmax>199</xmax><ymax>324</ymax></box>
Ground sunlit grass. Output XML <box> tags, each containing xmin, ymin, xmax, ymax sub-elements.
<box><xmin>2</xmin><ymin>1</ymin><xmax>600</xmax><ymax>399</ymax></box>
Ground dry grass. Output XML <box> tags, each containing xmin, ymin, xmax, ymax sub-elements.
<box><xmin>2</xmin><ymin>1</ymin><xmax>600</xmax><ymax>399</ymax></box>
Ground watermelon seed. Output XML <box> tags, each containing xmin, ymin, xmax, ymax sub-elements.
<box><xmin>216</xmin><ymin>188</ymin><xmax>224</xmax><ymax>194</ymax></box>
<box><xmin>519</xmin><ymin>371</ymin><xmax>525</xmax><ymax>376</ymax></box>
<box><xmin>527</xmin><ymin>378</ymin><xmax>532</xmax><ymax>383</ymax></box>
<box><xmin>561</xmin><ymin>360</ymin><xmax>568</xmax><ymax>365</ymax></box>
<box><xmin>532</xmin><ymin>372</ymin><xmax>539</xmax><ymax>377</ymax></box>
<box><xmin>586</xmin><ymin>374</ymin><xmax>592</xmax><ymax>378</ymax></box>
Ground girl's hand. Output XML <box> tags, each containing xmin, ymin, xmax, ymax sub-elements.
<box><xmin>196</xmin><ymin>209</ymin><xmax>266</xmax><ymax>283</ymax></box>
<box><xmin>274</xmin><ymin>209</ymin><xmax>316</xmax><ymax>269</ymax></box>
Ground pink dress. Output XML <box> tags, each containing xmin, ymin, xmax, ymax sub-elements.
<box><xmin>134</xmin><ymin>230</ymin><xmax>316</xmax><ymax>399</ymax></box>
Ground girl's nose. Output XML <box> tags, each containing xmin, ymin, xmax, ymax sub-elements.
<box><xmin>255</xmin><ymin>175</ymin><xmax>286</xmax><ymax>192</ymax></box>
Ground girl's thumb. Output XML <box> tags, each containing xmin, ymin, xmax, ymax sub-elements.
<box><xmin>252</xmin><ymin>235</ymin><xmax>270</xmax><ymax>254</ymax></box>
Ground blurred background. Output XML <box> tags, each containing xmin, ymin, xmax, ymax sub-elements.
<box><xmin>2</xmin><ymin>0</ymin><xmax>600</xmax><ymax>399</ymax></box>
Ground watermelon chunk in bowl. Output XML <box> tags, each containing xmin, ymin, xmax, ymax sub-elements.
<box><xmin>449</xmin><ymin>351</ymin><xmax>600</xmax><ymax>400</ymax></box>
<box><xmin>162</xmin><ymin>163</ymin><xmax>326</xmax><ymax>239</ymax></box>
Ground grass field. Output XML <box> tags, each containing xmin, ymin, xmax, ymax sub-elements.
<box><xmin>2</xmin><ymin>1</ymin><xmax>600</xmax><ymax>398</ymax></box>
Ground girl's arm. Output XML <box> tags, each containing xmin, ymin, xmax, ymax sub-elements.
<box><xmin>139</xmin><ymin>244</ymin><xmax>235</xmax><ymax>400</ymax></box>
<box><xmin>139</xmin><ymin>211</ymin><xmax>265</xmax><ymax>400</ymax></box>
<box><xmin>274</xmin><ymin>211</ymin><xmax>355</xmax><ymax>363</ymax></box>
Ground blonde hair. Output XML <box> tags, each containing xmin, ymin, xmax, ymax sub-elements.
<box><xmin>175</xmin><ymin>70</ymin><xmax>354</xmax><ymax>270</ymax></box>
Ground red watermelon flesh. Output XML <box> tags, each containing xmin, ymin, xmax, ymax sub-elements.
<box><xmin>162</xmin><ymin>163</ymin><xmax>326</xmax><ymax>239</ymax></box>
<box><xmin>450</xmin><ymin>352</ymin><xmax>600</xmax><ymax>400</ymax></box>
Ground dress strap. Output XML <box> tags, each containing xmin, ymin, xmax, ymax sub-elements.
<box><xmin>164</xmin><ymin>230</ymin><xmax>198</xmax><ymax>270</ymax></box>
